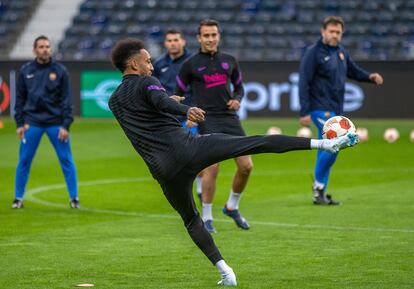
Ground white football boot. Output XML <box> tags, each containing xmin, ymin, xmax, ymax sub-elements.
<box><xmin>217</xmin><ymin>269</ymin><xmax>237</xmax><ymax>286</ymax></box>
<box><xmin>322</xmin><ymin>133</ymin><xmax>359</xmax><ymax>153</ymax></box>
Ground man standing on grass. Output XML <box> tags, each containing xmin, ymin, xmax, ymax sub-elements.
<box><xmin>176</xmin><ymin>19</ymin><xmax>251</xmax><ymax>233</ymax></box>
<box><xmin>108</xmin><ymin>37</ymin><xmax>358</xmax><ymax>286</ymax></box>
<box><xmin>299</xmin><ymin>16</ymin><xmax>383</xmax><ymax>205</ymax></box>
<box><xmin>12</xmin><ymin>35</ymin><xmax>78</xmax><ymax>209</ymax></box>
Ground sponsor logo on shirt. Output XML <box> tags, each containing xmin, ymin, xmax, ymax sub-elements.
<box><xmin>324</xmin><ymin>56</ymin><xmax>330</xmax><ymax>62</ymax></box>
<box><xmin>161</xmin><ymin>67</ymin><xmax>169</xmax><ymax>73</ymax></box>
<box><xmin>26</xmin><ymin>74</ymin><xmax>34</xmax><ymax>79</ymax></box>
<box><xmin>197</xmin><ymin>66</ymin><xmax>207</xmax><ymax>72</ymax></box>
<box><xmin>221</xmin><ymin>62</ymin><xmax>229</xmax><ymax>70</ymax></box>
<box><xmin>203</xmin><ymin>73</ymin><xmax>227</xmax><ymax>88</ymax></box>
<box><xmin>147</xmin><ymin>85</ymin><xmax>166</xmax><ymax>92</ymax></box>
<box><xmin>339</xmin><ymin>52</ymin><xmax>345</xmax><ymax>61</ymax></box>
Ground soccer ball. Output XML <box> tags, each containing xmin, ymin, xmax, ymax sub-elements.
<box><xmin>296</xmin><ymin>127</ymin><xmax>312</xmax><ymax>138</ymax></box>
<box><xmin>322</xmin><ymin>116</ymin><xmax>356</xmax><ymax>139</ymax></box>
<box><xmin>410</xmin><ymin>129</ymin><xmax>414</xmax><ymax>142</ymax></box>
<box><xmin>384</xmin><ymin>128</ymin><xmax>399</xmax><ymax>143</ymax></box>
<box><xmin>356</xmin><ymin>127</ymin><xmax>369</xmax><ymax>142</ymax></box>
<box><xmin>266</xmin><ymin>126</ymin><xmax>282</xmax><ymax>135</ymax></box>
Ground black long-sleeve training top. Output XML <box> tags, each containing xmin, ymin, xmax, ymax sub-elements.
<box><xmin>175</xmin><ymin>50</ymin><xmax>244</xmax><ymax>116</ymax></box>
<box><xmin>109</xmin><ymin>74</ymin><xmax>193</xmax><ymax>181</ymax></box>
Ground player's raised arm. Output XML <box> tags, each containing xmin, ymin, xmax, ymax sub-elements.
<box><xmin>145</xmin><ymin>77</ymin><xmax>191</xmax><ymax>116</ymax></box>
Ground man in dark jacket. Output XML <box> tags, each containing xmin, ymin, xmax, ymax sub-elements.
<box><xmin>12</xmin><ymin>35</ymin><xmax>78</xmax><ymax>209</ymax></box>
<box><xmin>299</xmin><ymin>16</ymin><xmax>383</xmax><ymax>205</ymax></box>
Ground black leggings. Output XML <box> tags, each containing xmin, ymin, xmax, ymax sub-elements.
<box><xmin>159</xmin><ymin>134</ymin><xmax>310</xmax><ymax>265</ymax></box>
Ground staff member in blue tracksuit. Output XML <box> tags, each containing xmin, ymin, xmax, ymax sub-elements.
<box><xmin>299</xmin><ymin>16</ymin><xmax>383</xmax><ymax>205</ymax></box>
<box><xmin>12</xmin><ymin>35</ymin><xmax>79</xmax><ymax>209</ymax></box>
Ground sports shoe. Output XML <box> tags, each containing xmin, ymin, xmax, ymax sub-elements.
<box><xmin>204</xmin><ymin>219</ymin><xmax>216</xmax><ymax>233</ymax></box>
<box><xmin>313</xmin><ymin>187</ymin><xmax>340</xmax><ymax>205</ymax></box>
<box><xmin>70</xmin><ymin>198</ymin><xmax>80</xmax><ymax>209</ymax></box>
<box><xmin>217</xmin><ymin>269</ymin><xmax>237</xmax><ymax>286</ymax></box>
<box><xmin>323</xmin><ymin>133</ymin><xmax>359</xmax><ymax>153</ymax></box>
<box><xmin>222</xmin><ymin>205</ymin><xmax>250</xmax><ymax>230</ymax></box>
<box><xmin>11</xmin><ymin>199</ymin><xmax>24</xmax><ymax>209</ymax></box>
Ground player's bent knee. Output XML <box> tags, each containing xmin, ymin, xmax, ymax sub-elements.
<box><xmin>237</xmin><ymin>158</ymin><xmax>253</xmax><ymax>175</ymax></box>
<box><xmin>239</xmin><ymin>163</ymin><xmax>253</xmax><ymax>175</ymax></box>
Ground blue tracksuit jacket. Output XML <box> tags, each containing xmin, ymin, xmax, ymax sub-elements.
<box><xmin>14</xmin><ymin>59</ymin><xmax>73</xmax><ymax>129</ymax></box>
<box><xmin>299</xmin><ymin>38</ymin><xmax>373</xmax><ymax>116</ymax></box>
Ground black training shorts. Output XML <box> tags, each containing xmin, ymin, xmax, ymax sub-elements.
<box><xmin>198</xmin><ymin>114</ymin><xmax>245</xmax><ymax>136</ymax></box>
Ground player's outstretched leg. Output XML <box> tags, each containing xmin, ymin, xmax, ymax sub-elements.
<box><xmin>189</xmin><ymin>133</ymin><xmax>358</xmax><ymax>174</ymax></box>
<box><xmin>159</xmin><ymin>171</ymin><xmax>236</xmax><ymax>286</ymax></box>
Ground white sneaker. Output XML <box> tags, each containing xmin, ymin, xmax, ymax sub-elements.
<box><xmin>323</xmin><ymin>133</ymin><xmax>359</xmax><ymax>153</ymax></box>
<box><xmin>217</xmin><ymin>270</ymin><xmax>237</xmax><ymax>286</ymax></box>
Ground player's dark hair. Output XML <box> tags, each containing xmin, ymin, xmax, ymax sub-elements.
<box><xmin>165</xmin><ymin>28</ymin><xmax>185</xmax><ymax>39</ymax></box>
<box><xmin>111</xmin><ymin>38</ymin><xmax>145</xmax><ymax>73</ymax></box>
<box><xmin>323</xmin><ymin>16</ymin><xmax>345</xmax><ymax>31</ymax></box>
<box><xmin>198</xmin><ymin>19</ymin><xmax>220</xmax><ymax>35</ymax></box>
<box><xmin>33</xmin><ymin>35</ymin><xmax>49</xmax><ymax>48</ymax></box>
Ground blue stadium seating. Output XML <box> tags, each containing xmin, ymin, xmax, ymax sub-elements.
<box><xmin>0</xmin><ymin>0</ymin><xmax>40</xmax><ymax>56</ymax></box>
<box><xmin>58</xmin><ymin>0</ymin><xmax>414</xmax><ymax>61</ymax></box>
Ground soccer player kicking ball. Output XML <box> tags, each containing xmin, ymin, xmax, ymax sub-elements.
<box><xmin>109</xmin><ymin>38</ymin><xmax>358</xmax><ymax>286</ymax></box>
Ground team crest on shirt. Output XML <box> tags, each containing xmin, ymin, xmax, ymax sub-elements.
<box><xmin>49</xmin><ymin>72</ymin><xmax>57</xmax><ymax>81</ymax></box>
<box><xmin>221</xmin><ymin>62</ymin><xmax>229</xmax><ymax>70</ymax></box>
<box><xmin>324</xmin><ymin>111</ymin><xmax>331</xmax><ymax>118</ymax></box>
<box><xmin>339</xmin><ymin>52</ymin><xmax>345</xmax><ymax>61</ymax></box>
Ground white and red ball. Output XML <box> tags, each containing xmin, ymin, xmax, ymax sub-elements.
<box><xmin>322</xmin><ymin>116</ymin><xmax>356</xmax><ymax>139</ymax></box>
<box><xmin>266</xmin><ymin>126</ymin><xmax>282</xmax><ymax>135</ymax></box>
<box><xmin>296</xmin><ymin>127</ymin><xmax>312</xmax><ymax>138</ymax></box>
<box><xmin>384</xmin><ymin>128</ymin><xmax>399</xmax><ymax>143</ymax></box>
<box><xmin>356</xmin><ymin>127</ymin><xmax>369</xmax><ymax>142</ymax></box>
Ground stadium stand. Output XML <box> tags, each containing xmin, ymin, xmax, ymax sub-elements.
<box><xmin>4</xmin><ymin>0</ymin><xmax>414</xmax><ymax>61</ymax></box>
<box><xmin>0</xmin><ymin>0</ymin><xmax>41</xmax><ymax>56</ymax></box>
<box><xmin>9</xmin><ymin>0</ymin><xmax>84</xmax><ymax>59</ymax></box>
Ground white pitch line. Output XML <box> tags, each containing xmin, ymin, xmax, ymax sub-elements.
<box><xmin>24</xmin><ymin>178</ymin><xmax>414</xmax><ymax>234</ymax></box>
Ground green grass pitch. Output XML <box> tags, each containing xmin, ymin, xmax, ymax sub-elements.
<box><xmin>0</xmin><ymin>118</ymin><xmax>413</xmax><ymax>289</ymax></box>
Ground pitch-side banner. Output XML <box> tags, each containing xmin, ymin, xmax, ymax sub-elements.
<box><xmin>80</xmin><ymin>71</ymin><xmax>121</xmax><ymax>117</ymax></box>
<box><xmin>0</xmin><ymin>61</ymin><xmax>413</xmax><ymax>118</ymax></box>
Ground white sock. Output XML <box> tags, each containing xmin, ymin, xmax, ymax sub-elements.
<box><xmin>196</xmin><ymin>176</ymin><xmax>202</xmax><ymax>195</ymax></box>
<box><xmin>202</xmin><ymin>203</ymin><xmax>213</xmax><ymax>221</ymax></box>
<box><xmin>313</xmin><ymin>180</ymin><xmax>325</xmax><ymax>190</ymax></box>
<box><xmin>226</xmin><ymin>191</ymin><xmax>242</xmax><ymax>210</ymax></box>
<box><xmin>310</xmin><ymin>139</ymin><xmax>324</xmax><ymax>149</ymax></box>
<box><xmin>215</xmin><ymin>260</ymin><xmax>233</xmax><ymax>275</ymax></box>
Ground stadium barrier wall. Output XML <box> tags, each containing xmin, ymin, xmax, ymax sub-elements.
<box><xmin>0</xmin><ymin>61</ymin><xmax>413</xmax><ymax>119</ymax></box>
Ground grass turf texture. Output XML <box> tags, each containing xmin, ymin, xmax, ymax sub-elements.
<box><xmin>0</xmin><ymin>118</ymin><xmax>413</xmax><ymax>289</ymax></box>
